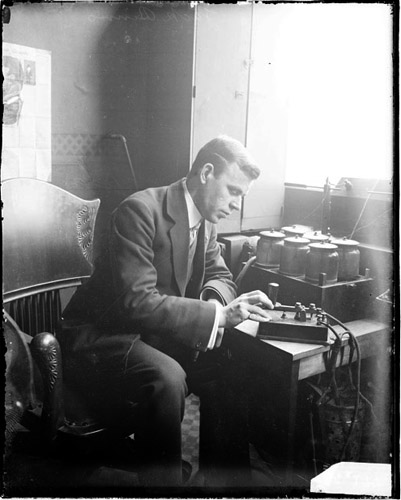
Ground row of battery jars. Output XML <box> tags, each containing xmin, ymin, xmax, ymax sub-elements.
<box><xmin>256</xmin><ymin>225</ymin><xmax>360</xmax><ymax>283</ymax></box>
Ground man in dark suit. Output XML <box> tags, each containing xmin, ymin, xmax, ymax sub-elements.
<box><xmin>58</xmin><ymin>135</ymin><xmax>273</xmax><ymax>487</ymax></box>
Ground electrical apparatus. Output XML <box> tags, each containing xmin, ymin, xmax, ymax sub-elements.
<box><xmin>255</xmin><ymin>230</ymin><xmax>285</xmax><ymax>268</ymax></box>
<box><xmin>259</xmin><ymin>302</ymin><xmax>331</xmax><ymax>344</ymax></box>
<box><xmin>305</xmin><ymin>241</ymin><xmax>339</xmax><ymax>284</ymax></box>
<box><xmin>281</xmin><ymin>224</ymin><xmax>313</xmax><ymax>237</ymax></box>
<box><xmin>239</xmin><ymin>264</ymin><xmax>373</xmax><ymax>324</ymax></box>
<box><xmin>256</xmin><ymin>282</ymin><xmax>334</xmax><ymax>344</ymax></box>
<box><xmin>279</xmin><ymin>235</ymin><xmax>311</xmax><ymax>277</ymax></box>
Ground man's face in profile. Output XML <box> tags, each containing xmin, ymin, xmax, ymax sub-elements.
<box><xmin>197</xmin><ymin>162</ymin><xmax>252</xmax><ymax>224</ymax></box>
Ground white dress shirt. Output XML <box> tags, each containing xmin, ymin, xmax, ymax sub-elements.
<box><xmin>183</xmin><ymin>179</ymin><xmax>223</xmax><ymax>349</ymax></box>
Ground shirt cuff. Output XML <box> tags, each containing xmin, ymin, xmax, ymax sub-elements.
<box><xmin>206</xmin><ymin>300</ymin><xmax>223</xmax><ymax>349</ymax></box>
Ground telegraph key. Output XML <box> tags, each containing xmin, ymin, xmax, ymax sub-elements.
<box><xmin>258</xmin><ymin>283</ymin><xmax>330</xmax><ymax>344</ymax></box>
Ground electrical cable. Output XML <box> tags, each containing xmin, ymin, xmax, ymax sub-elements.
<box><xmin>349</xmin><ymin>179</ymin><xmax>380</xmax><ymax>239</ymax></box>
<box><xmin>319</xmin><ymin>321</ymin><xmax>360</xmax><ymax>457</ymax></box>
<box><xmin>351</xmin><ymin>208</ymin><xmax>392</xmax><ymax>236</ymax></box>
<box><xmin>319</xmin><ymin>312</ymin><xmax>380</xmax><ymax>461</ymax></box>
<box><xmin>309</xmin><ymin>409</ymin><xmax>318</xmax><ymax>477</ymax></box>
<box><xmin>235</xmin><ymin>255</ymin><xmax>256</xmax><ymax>287</ymax></box>
<box><xmin>298</xmin><ymin>198</ymin><xmax>325</xmax><ymax>225</ymax></box>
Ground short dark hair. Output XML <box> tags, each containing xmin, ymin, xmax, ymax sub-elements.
<box><xmin>188</xmin><ymin>135</ymin><xmax>260</xmax><ymax>180</ymax></box>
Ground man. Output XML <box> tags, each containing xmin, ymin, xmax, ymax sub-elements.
<box><xmin>58</xmin><ymin>135</ymin><xmax>273</xmax><ymax>487</ymax></box>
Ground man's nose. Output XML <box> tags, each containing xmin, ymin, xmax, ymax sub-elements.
<box><xmin>230</xmin><ymin>198</ymin><xmax>241</xmax><ymax>211</ymax></box>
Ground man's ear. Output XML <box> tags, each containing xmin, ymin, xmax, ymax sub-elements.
<box><xmin>200</xmin><ymin>163</ymin><xmax>214</xmax><ymax>184</ymax></box>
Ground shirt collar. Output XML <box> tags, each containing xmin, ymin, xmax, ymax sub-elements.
<box><xmin>183</xmin><ymin>178</ymin><xmax>203</xmax><ymax>229</ymax></box>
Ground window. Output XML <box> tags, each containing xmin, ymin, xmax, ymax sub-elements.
<box><xmin>279</xmin><ymin>4</ymin><xmax>393</xmax><ymax>187</ymax></box>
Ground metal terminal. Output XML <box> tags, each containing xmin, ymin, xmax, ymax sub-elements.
<box><xmin>294</xmin><ymin>302</ymin><xmax>305</xmax><ymax>321</ymax></box>
<box><xmin>308</xmin><ymin>303</ymin><xmax>316</xmax><ymax>319</ymax></box>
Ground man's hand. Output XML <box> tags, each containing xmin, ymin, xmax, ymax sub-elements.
<box><xmin>218</xmin><ymin>290</ymin><xmax>274</xmax><ymax>329</ymax></box>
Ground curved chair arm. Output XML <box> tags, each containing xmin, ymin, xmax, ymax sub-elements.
<box><xmin>4</xmin><ymin>311</ymin><xmax>36</xmax><ymax>455</ymax></box>
<box><xmin>30</xmin><ymin>332</ymin><xmax>64</xmax><ymax>445</ymax></box>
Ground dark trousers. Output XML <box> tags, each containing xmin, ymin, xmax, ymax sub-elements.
<box><xmin>66</xmin><ymin>337</ymin><xmax>250</xmax><ymax>487</ymax></box>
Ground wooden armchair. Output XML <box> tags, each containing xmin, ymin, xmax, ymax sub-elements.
<box><xmin>3</xmin><ymin>177</ymin><xmax>105</xmax><ymax>440</ymax></box>
<box><xmin>3</xmin><ymin>178</ymin><xmax>140</xmax><ymax>492</ymax></box>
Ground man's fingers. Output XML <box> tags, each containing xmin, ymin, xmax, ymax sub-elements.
<box><xmin>240</xmin><ymin>291</ymin><xmax>274</xmax><ymax>310</ymax></box>
<box><xmin>248</xmin><ymin>312</ymin><xmax>272</xmax><ymax>322</ymax></box>
<box><xmin>240</xmin><ymin>290</ymin><xmax>265</xmax><ymax>299</ymax></box>
<box><xmin>223</xmin><ymin>292</ymin><xmax>274</xmax><ymax>328</ymax></box>
<box><xmin>248</xmin><ymin>304</ymin><xmax>272</xmax><ymax>319</ymax></box>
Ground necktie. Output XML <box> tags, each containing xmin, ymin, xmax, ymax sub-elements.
<box><xmin>186</xmin><ymin>220</ymin><xmax>202</xmax><ymax>295</ymax></box>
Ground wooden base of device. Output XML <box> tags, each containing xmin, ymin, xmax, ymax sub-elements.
<box><xmin>258</xmin><ymin>310</ymin><xmax>330</xmax><ymax>344</ymax></box>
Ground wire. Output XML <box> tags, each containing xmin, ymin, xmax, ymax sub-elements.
<box><xmin>350</xmin><ymin>208</ymin><xmax>392</xmax><ymax>236</ymax></box>
<box><xmin>341</xmin><ymin>333</ymin><xmax>361</xmax><ymax>461</ymax></box>
<box><xmin>309</xmin><ymin>410</ymin><xmax>318</xmax><ymax>477</ymax></box>
<box><xmin>323</xmin><ymin>322</ymin><xmax>343</xmax><ymax>343</ymax></box>
<box><xmin>349</xmin><ymin>179</ymin><xmax>381</xmax><ymax>239</ymax></box>
<box><xmin>323</xmin><ymin>324</ymin><xmax>343</xmax><ymax>404</ymax></box>
<box><xmin>298</xmin><ymin>198</ymin><xmax>325</xmax><ymax>225</ymax></box>
<box><xmin>235</xmin><ymin>256</ymin><xmax>256</xmax><ymax>287</ymax></box>
<box><xmin>321</xmin><ymin>312</ymin><xmax>380</xmax><ymax>461</ymax></box>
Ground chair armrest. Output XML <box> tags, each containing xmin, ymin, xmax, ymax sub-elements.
<box><xmin>30</xmin><ymin>332</ymin><xmax>64</xmax><ymax>444</ymax></box>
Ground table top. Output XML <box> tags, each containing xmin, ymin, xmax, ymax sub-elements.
<box><xmin>235</xmin><ymin>317</ymin><xmax>391</xmax><ymax>362</ymax></box>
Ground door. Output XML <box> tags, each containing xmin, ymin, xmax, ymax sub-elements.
<box><xmin>191</xmin><ymin>3</ymin><xmax>288</xmax><ymax>233</ymax></box>
<box><xmin>191</xmin><ymin>3</ymin><xmax>252</xmax><ymax>233</ymax></box>
<box><xmin>243</xmin><ymin>3</ymin><xmax>289</xmax><ymax>231</ymax></box>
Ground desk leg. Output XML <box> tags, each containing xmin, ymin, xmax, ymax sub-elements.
<box><xmin>283</xmin><ymin>358</ymin><xmax>301</xmax><ymax>483</ymax></box>
<box><xmin>224</xmin><ymin>330</ymin><xmax>304</xmax><ymax>486</ymax></box>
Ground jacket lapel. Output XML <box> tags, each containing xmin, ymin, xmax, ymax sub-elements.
<box><xmin>166</xmin><ymin>179</ymin><xmax>190</xmax><ymax>296</ymax></box>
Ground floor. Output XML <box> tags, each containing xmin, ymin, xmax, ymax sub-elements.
<box><xmin>182</xmin><ymin>393</ymin><xmax>201</xmax><ymax>478</ymax></box>
<box><xmin>181</xmin><ymin>395</ymin><xmax>292</xmax><ymax>490</ymax></box>
<box><xmin>3</xmin><ymin>394</ymin><xmax>310</xmax><ymax>497</ymax></box>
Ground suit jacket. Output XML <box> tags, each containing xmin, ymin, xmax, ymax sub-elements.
<box><xmin>59</xmin><ymin>179</ymin><xmax>237</xmax><ymax>364</ymax></box>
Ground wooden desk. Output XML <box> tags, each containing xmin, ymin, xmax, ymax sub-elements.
<box><xmin>227</xmin><ymin>318</ymin><xmax>391</xmax><ymax>480</ymax></box>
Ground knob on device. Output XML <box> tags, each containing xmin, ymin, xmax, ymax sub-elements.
<box><xmin>267</xmin><ymin>282</ymin><xmax>279</xmax><ymax>306</ymax></box>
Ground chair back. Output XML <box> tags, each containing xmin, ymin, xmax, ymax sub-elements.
<box><xmin>3</xmin><ymin>177</ymin><xmax>100</xmax><ymax>336</ymax></box>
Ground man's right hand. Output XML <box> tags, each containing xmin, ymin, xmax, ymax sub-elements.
<box><xmin>218</xmin><ymin>290</ymin><xmax>273</xmax><ymax>329</ymax></box>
